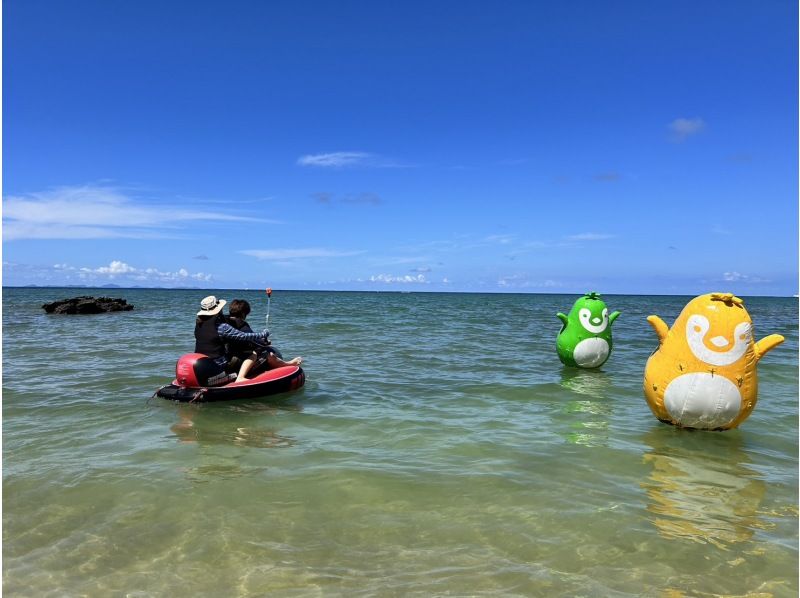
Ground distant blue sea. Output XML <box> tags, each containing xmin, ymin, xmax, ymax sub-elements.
<box><xmin>3</xmin><ymin>288</ymin><xmax>798</xmax><ymax>596</ymax></box>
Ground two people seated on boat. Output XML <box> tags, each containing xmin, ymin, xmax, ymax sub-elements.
<box><xmin>194</xmin><ymin>296</ymin><xmax>302</xmax><ymax>383</ymax></box>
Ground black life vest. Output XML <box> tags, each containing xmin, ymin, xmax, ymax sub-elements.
<box><xmin>194</xmin><ymin>314</ymin><xmax>227</xmax><ymax>359</ymax></box>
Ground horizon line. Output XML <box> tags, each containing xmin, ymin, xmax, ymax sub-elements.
<box><xmin>3</xmin><ymin>285</ymin><xmax>797</xmax><ymax>299</ymax></box>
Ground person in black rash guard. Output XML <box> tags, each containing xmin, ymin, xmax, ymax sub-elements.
<box><xmin>226</xmin><ymin>298</ymin><xmax>302</xmax><ymax>381</ymax></box>
<box><xmin>194</xmin><ymin>295</ymin><xmax>268</xmax><ymax>382</ymax></box>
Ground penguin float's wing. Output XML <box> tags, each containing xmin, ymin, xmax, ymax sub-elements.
<box><xmin>646</xmin><ymin>315</ymin><xmax>669</xmax><ymax>345</ymax></box>
<box><xmin>754</xmin><ymin>334</ymin><xmax>785</xmax><ymax>361</ymax></box>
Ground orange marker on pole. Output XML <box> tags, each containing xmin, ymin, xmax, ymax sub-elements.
<box><xmin>265</xmin><ymin>288</ymin><xmax>272</xmax><ymax>326</ymax></box>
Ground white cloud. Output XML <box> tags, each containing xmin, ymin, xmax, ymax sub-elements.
<box><xmin>669</xmin><ymin>117</ymin><xmax>706</xmax><ymax>142</ymax></box>
<box><xmin>498</xmin><ymin>275</ymin><xmax>563</xmax><ymax>289</ymax></box>
<box><xmin>485</xmin><ymin>234</ymin><xmax>516</xmax><ymax>245</ymax></box>
<box><xmin>78</xmin><ymin>260</ymin><xmax>212</xmax><ymax>283</ymax></box>
<box><xmin>2</xmin><ymin>184</ymin><xmax>266</xmax><ymax>240</ymax></box>
<box><xmin>374</xmin><ymin>256</ymin><xmax>434</xmax><ymax>267</ymax></box>
<box><xmin>297</xmin><ymin>152</ymin><xmax>373</xmax><ymax>167</ymax></box>
<box><xmin>94</xmin><ymin>260</ymin><xmax>137</xmax><ymax>275</ymax></box>
<box><xmin>565</xmin><ymin>233</ymin><xmax>615</xmax><ymax>241</ymax></box>
<box><xmin>240</xmin><ymin>248</ymin><xmax>362</xmax><ymax>260</ymax></box>
<box><xmin>370</xmin><ymin>273</ymin><xmax>428</xmax><ymax>284</ymax></box>
<box><xmin>313</xmin><ymin>191</ymin><xmax>382</xmax><ymax>206</ymax></box>
<box><xmin>297</xmin><ymin>151</ymin><xmax>409</xmax><ymax>168</ymax></box>
<box><xmin>722</xmin><ymin>271</ymin><xmax>768</xmax><ymax>283</ymax></box>
<box><xmin>4</xmin><ymin>260</ymin><xmax>212</xmax><ymax>285</ymax></box>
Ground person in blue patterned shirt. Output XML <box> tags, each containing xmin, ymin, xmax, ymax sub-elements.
<box><xmin>225</xmin><ymin>298</ymin><xmax>301</xmax><ymax>381</ymax></box>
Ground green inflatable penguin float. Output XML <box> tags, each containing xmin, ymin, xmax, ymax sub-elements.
<box><xmin>556</xmin><ymin>292</ymin><xmax>621</xmax><ymax>368</ymax></box>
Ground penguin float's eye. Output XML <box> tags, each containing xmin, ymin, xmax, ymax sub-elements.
<box><xmin>578</xmin><ymin>308</ymin><xmax>608</xmax><ymax>334</ymax></box>
<box><xmin>685</xmin><ymin>314</ymin><xmax>750</xmax><ymax>366</ymax></box>
<box><xmin>687</xmin><ymin>315</ymin><xmax>709</xmax><ymax>336</ymax></box>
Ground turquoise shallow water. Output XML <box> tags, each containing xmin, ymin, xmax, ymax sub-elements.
<box><xmin>3</xmin><ymin>288</ymin><xmax>798</xmax><ymax>597</ymax></box>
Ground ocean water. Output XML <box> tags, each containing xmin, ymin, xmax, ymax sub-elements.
<box><xmin>2</xmin><ymin>288</ymin><xmax>798</xmax><ymax>597</ymax></box>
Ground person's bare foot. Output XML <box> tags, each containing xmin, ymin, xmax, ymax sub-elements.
<box><xmin>288</xmin><ymin>357</ymin><xmax>303</xmax><ymax>366</ymax></box>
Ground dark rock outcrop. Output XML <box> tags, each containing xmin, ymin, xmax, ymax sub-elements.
<box><xmin>42</xmin><ymin>296</ymin><xmax>134</xmax><ymax>314</ymax></box>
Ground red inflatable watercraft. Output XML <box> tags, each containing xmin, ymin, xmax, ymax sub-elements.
<box><xmin>154</xmin><ymin>352</ymin><xmax>305</xmax><ymax>403</ymax></box>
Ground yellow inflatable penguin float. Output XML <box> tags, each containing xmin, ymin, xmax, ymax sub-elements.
<box><xmin>643</xmin><ymin>293</ymin><xmax>784</xmax><ymax>430</ymax></box>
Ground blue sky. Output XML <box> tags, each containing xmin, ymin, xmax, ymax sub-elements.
<box><xmin>3</xmin><ymin>0</ymin><xmax>798</xmax><ymax>295</ymax></box>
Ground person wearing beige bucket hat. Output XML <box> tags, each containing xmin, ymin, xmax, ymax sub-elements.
<box><xmin>197</xmin><ymin>295</ymin><xmax>227</xmax><ymax>317</ymax></box>
<box><xmin>194</xmin><ymin>295</ymin><xmax>302</xmax><ymax>382</ymax></box>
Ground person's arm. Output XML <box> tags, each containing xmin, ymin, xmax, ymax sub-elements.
<box><xmin>217</xmin><ymin>322</ymin><xmax>268</xmax><ymax>344</ymax></box>
<box><xmin>239</xmin><ymin>321</ymin><xmax>272</xmax><ymax>344</ymax></box>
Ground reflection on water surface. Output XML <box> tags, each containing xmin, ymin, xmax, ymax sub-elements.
<box><xmin>641</xmin><ymin>428</ymin><xmax>767</xmax><ymax>549</ymax></box>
